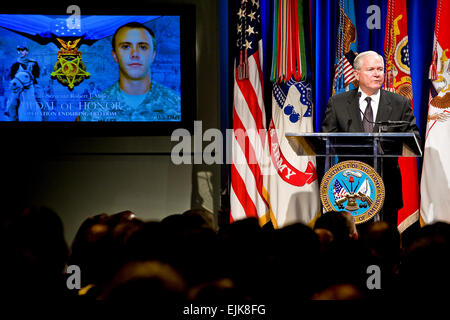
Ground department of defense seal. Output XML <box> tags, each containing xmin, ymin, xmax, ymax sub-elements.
<box><xmin>320</xmin><ymin>160</ymin><xmax>385</xmax><ymax>224</ymax></box>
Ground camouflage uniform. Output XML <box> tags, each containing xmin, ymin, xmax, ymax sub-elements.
<box><xmin>79</xmin><ymin>81</ymin><xmax>181</xmax><ymax>121</ymax></box>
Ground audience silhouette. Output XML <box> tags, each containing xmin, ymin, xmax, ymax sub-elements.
<box><xmin>0</xmin><ymin>205</ymin><xmax>69</xmax><ymax>300</ymax></box>
<box><xmin>1</xmin><ymin>205</ymin><xmax>449</xmax><ymax>309</ymax></box>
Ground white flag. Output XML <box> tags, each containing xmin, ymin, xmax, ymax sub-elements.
<box><xmin>420</xmin><ymin>0</ymin><xmax>450</xmax><ymax>224</ymax></box>
<box><xmin>264</xmin><ymin>79</ymin><xmax>320</xmax><ymax>228</ymax></box>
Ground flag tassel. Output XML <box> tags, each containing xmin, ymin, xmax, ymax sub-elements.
<box><xmin>429</xmin><ymin>50</ymin><xmax>438</xmax><ymax>80</ymax></box>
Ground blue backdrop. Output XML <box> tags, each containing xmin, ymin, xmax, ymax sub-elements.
<box><xmin>220</xmin><ymin>0</ymin><xmax>437</xmax><ymax>201</ymax></box>
<box><xmin>307</xmin><ymin>0</ymin><xmax>436</xmax><ymax>138</ymax></box>
<box><xmin>223</xmin><ymin>0</ymin><xmax>437</xmax><ymax>141</ymax></box>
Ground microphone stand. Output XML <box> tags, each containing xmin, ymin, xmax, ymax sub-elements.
<box><xmin>357</xmin><ymin>92</ymin><xmax>409</xmax><ymax>222</ymax></box>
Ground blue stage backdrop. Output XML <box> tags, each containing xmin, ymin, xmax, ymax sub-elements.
<box><xmin>223</xmin><ymin>0</ymin><xmax>437</xmax><ymax>141</ymax></box>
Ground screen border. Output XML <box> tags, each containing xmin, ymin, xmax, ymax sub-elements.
<box><xmin>0</xmin><ymin>3</ymin><xmax>197</xmax><ymax>137</ymax></box>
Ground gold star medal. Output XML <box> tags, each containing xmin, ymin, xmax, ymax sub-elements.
<box><xmin>51</xmin><ymin>38</ymin><xmax>90</xmax><ymax>89</ymax></box>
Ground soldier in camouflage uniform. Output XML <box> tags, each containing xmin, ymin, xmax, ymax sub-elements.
<box><xmin>80</xmin><ymin>22</ymin><xmax>180</xmax><ymax>122</ymax></box>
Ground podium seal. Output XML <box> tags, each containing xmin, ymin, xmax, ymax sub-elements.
<box><xmin>320</xmin><ymin>160</ymin><xmax>385</xmax><ymax>224</ymax></box>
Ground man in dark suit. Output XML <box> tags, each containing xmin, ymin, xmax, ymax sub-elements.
<box><xmin>321</xmin><ymin>51</ymin><xmax>421</xmax><ymax>227</ymax></box>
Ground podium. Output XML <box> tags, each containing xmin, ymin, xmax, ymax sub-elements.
<box><xmin>285</xmin><ymin>132</ymin><xmax>422</xmax><ymax>222</ymax></box>
<box><xmin>285</xmin><ymin>132</ymin><xmax>422</xmax><ymax>172</ymax></box>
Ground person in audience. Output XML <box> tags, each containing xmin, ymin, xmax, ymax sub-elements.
<box><xmin>312</xmin><ymin>283</ymin><xmax>363</xmax><ymax>300</ymax></box>
<box><xmin>182</xmin><ymin>208</ymin><xmax>217</xmax><ymax>232</ymax></box>
<box><xmin>218</xmin><ymin>217</ymin><xmax>271</xmax><ymax>301</ymax></box>
<box><xmin>361</xmin><ymin>221</ymin><xmax>401</xmax><ymax>299</ymax></box>
<box><xmin>98</xmin><ymin>260</ymin><xmax>187</xmax><ymax>303</ymax></box>
<box><xmin>69</xmin><ymin>210</ymin><xmax>143</xmax><ymax>298</ymax></box>
<box><xmin>314</xmin><ymin>228</ymin><xmax>334</xmax><ymax>253</ymax></box>
<box><xmin>69</xmin><ymin>213</ymin><xmax>110</xmax><ymax>295</ymax></box>
<box><xmin>400</xmin><ymin>222</ymin><xmax>450</xmax><ymax>302</ymax></box>
<box><xmin>4</xmin><ymin>202</ymin><xmax>449</xmax><ymax>306</ymax></box>
<box><xmin>187</xmin><ymin>278</ymin><xmax>243</xmax><ymax>303</ymax></box>
<box><xmin>314</xmin><ymin>210</ymin><xmax>358</xmax><ymax>242</ymax></box>
<box><xmin>313</xmin><ymin>211</ymin><xmax>368</xmax><ymax>297</ymax></box>
<box><xmin>0</xmin><ymin>206</ymin><xmax>69</xmax><ymax>300</ymax></box>
<box><xmin>268</xmin><ymin>222</ymin><xmax>321</xmax><ymax>302</ymax></box>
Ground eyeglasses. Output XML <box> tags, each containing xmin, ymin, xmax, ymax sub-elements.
<box><xmin>17</xmin><ymin>48</ymin><xmax>28</xmax><ymax>52</ymax></box>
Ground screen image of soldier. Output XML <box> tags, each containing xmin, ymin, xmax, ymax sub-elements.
<box><xmin>4</xmin><ymin>43</ymin><xmax>45</xmax><ymax>121</ymax></box>
<box><xmin>11</xmin><ymin>44</ymin><xmax>40</xmax><ymax>82</ymax></box>
<box><xmin>79</xmin><ymin>22</ymin><xmax>181</xmax><ymax>121</ymax></box>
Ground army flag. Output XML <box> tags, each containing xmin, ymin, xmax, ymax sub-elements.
<box><xmin>264</xmin><ymin>0</ymin><xmax>320</xmax><ymax>228</ymax></box>
<box><xmin>265</xmin><ymin>79</ymin><xmax>320</xmax><ymax>228</ymax></box>
<box><xmin>383</xmin><ymin>0</ymin><xmax>420</xmax><ymax>232</ymax></box>
<box><xmin>420</xmin><ymin>0</ymin><xmax>450</xmax><ymax>225</ymax></box>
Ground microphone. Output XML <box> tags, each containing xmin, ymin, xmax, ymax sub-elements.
<box><xmin>358</xmin><ymin>108</ymin><xmax>409</xmax><ymax>129</ymax></box>
<box><xmin>378</xmin><ymin>120</ymin><xmax>410</xmax><ymax>125</ymax></box>
<box><xmin>357</xmin><ymin>92</ymin><xmax>409</xmax><ymax>129</ymax></box>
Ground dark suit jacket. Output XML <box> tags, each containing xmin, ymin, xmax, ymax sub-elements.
<box><xmin>321</xmin><ymin>89</ymin><xmax>421</xmax><ymax>224</ymax></box>
<box><xmin>321</xmin><ymin>89</ymin><xmax>421</xmax><ymax>144</ymax></box>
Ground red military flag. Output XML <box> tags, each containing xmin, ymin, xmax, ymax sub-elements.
<box><xmin>384</xmin><ymin>0</ymin><xmax>419</xmax><ymax>232</ymax></box>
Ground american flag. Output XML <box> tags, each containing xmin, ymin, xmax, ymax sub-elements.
<box><xmin>334</xmin><ymin>51</ymin><xmax>357</xmax><ymax>88</ymax></box>
<box><xmin>230</xmin><ymin>0</ymin><xmax>269</xmax><ymax>222</ymax></box>
<box><xmin>333</xmin><ymin>180</ymin><xmax>348</xmax><ymax>200</ymax></box>
<box><xmin>52</xmin><ymin>18</ymin><xmax>82</xmax><ymax>36</ymax></box>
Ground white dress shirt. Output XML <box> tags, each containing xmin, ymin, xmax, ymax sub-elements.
<box><xmin>358</xmin><ymin>89</ymin><xmax>380</xmax><ymax>123</ymax></box>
